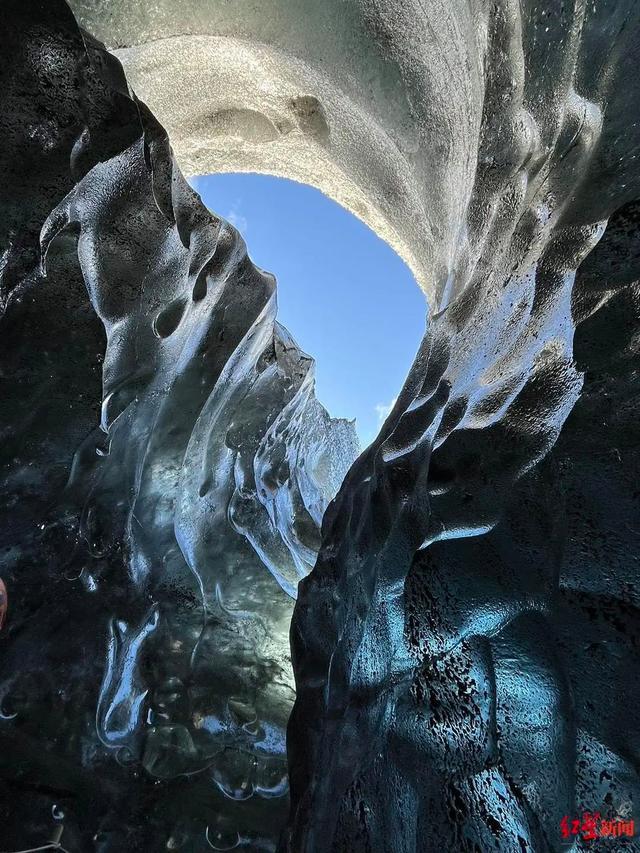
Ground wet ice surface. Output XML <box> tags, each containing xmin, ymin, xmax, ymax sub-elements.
<box><xmin>56</xmin><ymin>87</ymin><xmax>359</xmax><ymax>793</ymax></box>
<box><xmin>0</xmin><ymin>6</ymin><xmax>357</xmax><ymax>849</ymax></box>
<box><xmin>1</xmin><ymin>1</ymin><xmax>640</xmax><ymax>852</ymax></box>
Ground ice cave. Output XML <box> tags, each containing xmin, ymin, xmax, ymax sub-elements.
<box><xmin>0</xmin><ymin>1</ymin><xmax>639</xmax><ymax>851</ymax></box>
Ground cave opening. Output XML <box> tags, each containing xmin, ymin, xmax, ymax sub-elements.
<box><xmin>189</xmin><ymin>172</ymin><xmax>427</xmax><ymax>449</ymax></box>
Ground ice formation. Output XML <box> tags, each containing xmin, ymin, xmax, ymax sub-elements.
<box><xmin>0</xmin><ymin>4</ymin><xmax>357</xmax><ymax>848</ymax></box>
<box><xmin>1</xmin><ymin>1</ymin><xmax>639</xmax><ymax>851</ymax></box>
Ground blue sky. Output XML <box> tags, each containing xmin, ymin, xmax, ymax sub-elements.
<box><xmin>189</xmin><ymin>173</ymin><xmax>427</xmax><ymax>447</ymax></box>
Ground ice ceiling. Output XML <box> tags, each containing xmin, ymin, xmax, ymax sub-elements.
<box><xmin>0</xmin><ymin>1</ymin><xmax>639</xmax><ymax>852</ymax></box>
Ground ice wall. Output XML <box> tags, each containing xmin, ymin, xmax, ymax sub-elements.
<box><xmin>0</xmin><ymin>1</ymin><xmax>639</xmax><ymax>852</ymax></box>
<box><xmin>281</xmin><ymin>3</ymin><xmax>640</xmax><ymax>850</ymax></box>
<box><xmin>0</xmin><ymin>3</ymin><xmax>357</xmax><ymax>849</ymax></box>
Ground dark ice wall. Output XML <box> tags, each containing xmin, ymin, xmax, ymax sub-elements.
<box><xmin>284</xmin><ymin>3</ymin><xmax>640</xmax><ymax>851</ymax></box>
<box><xmin>0</xmin><ymin>2</ymin><xmax>356</xmax><ymax>850</ymax></box>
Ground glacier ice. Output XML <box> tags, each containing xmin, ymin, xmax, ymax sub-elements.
<box><xmin>0</xmin><ymin>0</ymin><xmax>639</xmax><ymax>851</ymax></box>
<box><xmin>0</xmin><ymin>4</ymin><xmax>357</xmax><ymax>848</ymax></box>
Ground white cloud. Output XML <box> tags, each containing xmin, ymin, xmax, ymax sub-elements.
<box><xmin>375</xmin><ymin>396</ymin><xmax>397</xmax><ymax>424</ymax></box>
<box><xmin>225</xmin><ymin>200</ymin><xmax>249</xmax><ymax>236</ymax></box>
